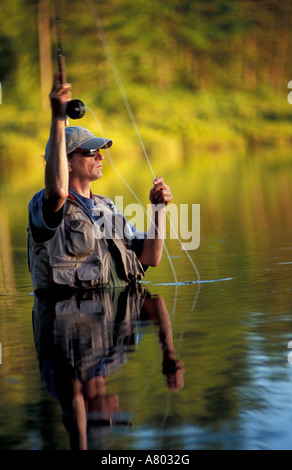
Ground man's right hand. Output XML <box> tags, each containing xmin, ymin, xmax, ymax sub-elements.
<box><xmin>49</xmin><ymin>71</ymin><xmax>72</xmax><ymax>119</ymax></box>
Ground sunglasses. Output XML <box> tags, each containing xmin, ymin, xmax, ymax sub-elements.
<box><xmin>76</xmin><ymin>149</ymin><xmax>100</xmax><ymax>157</ymax></box>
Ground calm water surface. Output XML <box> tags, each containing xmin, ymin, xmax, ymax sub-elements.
<box><xmin>1</xmin><ymin>149</ymin><xmax>292</xmax><ymax>450</ymax></box>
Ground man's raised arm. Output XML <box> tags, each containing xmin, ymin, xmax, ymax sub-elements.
<box><xmin>44</xmin><ymin>71</ymin><xmax>72</xmax><ymax>214</ymax></box>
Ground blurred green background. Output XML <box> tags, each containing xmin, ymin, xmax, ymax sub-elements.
<box><xmin>1</xmin><ymin>0</ymin><xmax>292</xmax><ymax>173</ymax></box>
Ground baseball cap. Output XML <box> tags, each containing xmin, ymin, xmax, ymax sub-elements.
<box><xmin>45</xmin><ymin>126</ymin><xmax>113</xmax><ymax>158</ymax></box>
<box><xmin>65</xmin><ymin>126</ymin><xmax>113</xmax><ymax>154</ymax></box>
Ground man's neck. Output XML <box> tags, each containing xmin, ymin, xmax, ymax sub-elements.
<box><xmin>69</xmin><ymin>181</ymin><xmax>92</xmax><ymax>199</ymax></box>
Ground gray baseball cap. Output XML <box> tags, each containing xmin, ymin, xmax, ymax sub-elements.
<box><xmin>45</xmin><ymin>126</ymin><xmax>113</xmax><ymax>158</ymax></box>
<box><xmin>65</xmin><ymin>126</ymin><xmax>113</xmax><ymax>154</ymax></box>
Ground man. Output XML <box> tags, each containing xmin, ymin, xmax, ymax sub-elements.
<box><xmin>28</xmin><ymin>72</ymin><xmax>172</xmax><ymax>291</ymax></box>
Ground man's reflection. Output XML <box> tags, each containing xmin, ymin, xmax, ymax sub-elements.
<box><xmin>32</xmin><ymin>286</ymin><xmax>184</xmax><ymax>450</ymax></box>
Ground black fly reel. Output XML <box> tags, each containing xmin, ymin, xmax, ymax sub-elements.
<box><xmin>66</xmin><ymin>98</ymin><xmax>86</xmax><ymax>120</ymax></box>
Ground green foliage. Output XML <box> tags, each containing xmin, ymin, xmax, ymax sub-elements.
<box><xmin>0</xmin><ymin>0</ymin><xmax>39</xmax><ymax>105</ymax></box>
<box><xmin>1</xmin><ymin>0</ymin><xmax>292</xmax><ymax>168</ymax></box>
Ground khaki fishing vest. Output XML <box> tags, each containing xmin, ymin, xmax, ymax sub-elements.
<box><xmin>28</xmin><ymin>194</ymin><xmax>145</xmax><ymax>292</ymax></box>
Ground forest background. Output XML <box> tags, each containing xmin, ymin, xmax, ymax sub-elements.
<box><xmin>1</xmin><ymin>0</ymin><xmax>292</xmax><ymax>170</ymax></box>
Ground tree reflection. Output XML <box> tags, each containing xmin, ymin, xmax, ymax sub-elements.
<box><xmin>32</xmin><ymin>285</ymin><xmax>184</xmax><ymax>450</ymax></box>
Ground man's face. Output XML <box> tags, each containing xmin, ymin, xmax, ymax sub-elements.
<box><xmin>68</xmin><ymin>149</ymin><xmax>104</xmax><ymax>183</ymax></box>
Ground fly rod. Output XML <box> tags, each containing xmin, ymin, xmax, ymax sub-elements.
<box><xmin>55</xmin><ymin>0</ymin><xmax>86</xmax><ymax>120</ymax></box>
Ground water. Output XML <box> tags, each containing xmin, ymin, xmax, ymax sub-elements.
<box><xmin>1</xmin><ymin>148</ymin><xmax>292</xmax><ymax>450</ymax></box>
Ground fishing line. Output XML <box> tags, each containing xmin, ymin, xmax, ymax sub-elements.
<box><xmin>84</xmin><ymin>6</ymin><xmax>202</xmax><ymax>423</ymax></box>
<box><xmin>85</xmin><ymin>0</ymin><xmax>155</xmax><ymax>179</ymax></box>
<box><xmin>84</xmin><ymin>8</ymin><xmax>199</xmax><ymax>415</ymax></box>
<box><xmin>85</xmin><ymin>0</ymin><xmax>201</xmax><ymax>292</ymax></box>
<box><xmin>53</xmin><ymin>0</ymin><xmax>178</xmax><ymax>289</ymax></box>
<box><xmin>48</xmin><ymin>0</ymin><xmax>199</xmax><ymax>434</ymax></box>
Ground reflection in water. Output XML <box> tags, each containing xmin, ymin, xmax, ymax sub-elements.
<box><xmin>32</xmin><ymin>286</ymin><xmax>184</xmax><ymax>450</ymax></box>
<box><xmin>2</xmin><ymin>150</ymin><xmax>292</xmax><ymax>449</ymax></box>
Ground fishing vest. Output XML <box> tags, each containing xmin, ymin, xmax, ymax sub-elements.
<box><xmin>28</xmin><ymin>194</ymin><xmax>145</xmax><ymax>292</ymax></box>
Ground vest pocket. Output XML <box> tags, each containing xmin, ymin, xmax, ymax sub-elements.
<box><xmin>50</xmin><ymin>259</ymin><xmax>77</xmax><ymax>286</ymax></box>
<box><xmin>49</xmin><ymin>256</ymin><xmax>108</xmax><ymax>287</ymax></box>
<box><xmin>77</xmin><ymin>263</ymin><xmax>101</xmax><ymax>285</ymax></box>
<box><xmin>66</xmin><ymin>220</ymin><xmax>95</xmax><ymax>256</ymax></box>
